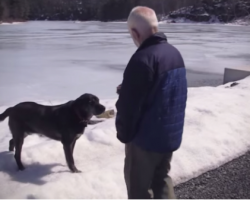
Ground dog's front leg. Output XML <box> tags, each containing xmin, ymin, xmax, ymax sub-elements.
<box><xmin>62</xmin><ymin>143</ymin><xmax>81</xmax><ymax>173</ymax></box>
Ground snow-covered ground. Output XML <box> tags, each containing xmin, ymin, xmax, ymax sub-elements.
<box><xmin>0</xmin><ymin>76</ymin><xmax>250</xmax><ymax>198</ymax></box>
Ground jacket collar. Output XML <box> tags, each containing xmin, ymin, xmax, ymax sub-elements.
<box><xmin>136</xmin><ymin>32</ymin><xmax>167</xmax><ymax>52</ymax></box>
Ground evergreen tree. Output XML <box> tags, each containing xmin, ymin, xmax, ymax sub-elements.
<box><xmin>0</xmin><ymin>0</ymin><xmax>10</xmax><ymax>21</ymax></box>
<box><xmin>22</xmin><ymin>0</ymin><xmax>29</xmax><ymax>20</ymax></box>
<box><xmin>0</xmin><ymin>1</ymin><xmax>3</xmax><ymax>21</ymax></box>
<box><xmin>9</xmin><ymin>0</ymin><xmax>20</xmax><ymax>20</ymax></box>
<box><xmin>1</xmin><ymin>0</ymin><xmax>246</xmax><ymax>23</ymax></box>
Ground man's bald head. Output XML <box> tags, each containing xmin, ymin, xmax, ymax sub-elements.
<box><xmin>127</xmin><ymin>6</ymin><xmax>159</xmax><ymax>47</ymax></box>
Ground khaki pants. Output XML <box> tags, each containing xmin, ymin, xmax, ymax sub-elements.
<box><xmin>124</xmin><ymin>143</ymin><xmax>176</xmax><ymax>199</ymax></box>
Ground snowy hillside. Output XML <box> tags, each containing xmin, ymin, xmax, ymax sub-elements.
<box><xmin>162</xmin><ymin>0</ymin><xmax>250</xmax><ymax>25</ymax></box>
<box><xmin>0</xmin><ymin>77</ymin><xmax>250</xmax><ymax>198</ymax></box>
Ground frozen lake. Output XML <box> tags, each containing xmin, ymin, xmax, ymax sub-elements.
<box><xmin>0</xmin><ymin>21</ymin><xmax>250</xmax><ymax>105</ymax></box>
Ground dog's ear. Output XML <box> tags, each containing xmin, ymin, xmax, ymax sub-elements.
<box><xmin>71</xmin><ymin>99</ymin><xmax>80</xmax><ymax>110</ymax></box>
<box><xmin>71</xmin><ymin>99</ymin><xmax>87</xmax><ymax>117</ymax></box>
<box><xmin>71</xmin><ymin>96</ymin><xmax>95</xmax><ymax>120</ymax></box>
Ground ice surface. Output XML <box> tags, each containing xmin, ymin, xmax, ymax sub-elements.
<box><xmin>0</xmin><ymin>21</ymin><xmax>250</xmax><ymax>105</ymax></box>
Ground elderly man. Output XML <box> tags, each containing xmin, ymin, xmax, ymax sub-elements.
<box><xmin>115</xmin><ymin>6</ymin><xmax>187</xmax><ymax>199</ymax></box>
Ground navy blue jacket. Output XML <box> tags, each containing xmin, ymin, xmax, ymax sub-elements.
<box><xmin>115</xmin><ymin>32</ymin><xmax>187</xmax><ymax>153</ymax></box>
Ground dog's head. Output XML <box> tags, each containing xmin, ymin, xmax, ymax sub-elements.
<box><xmin>73</xmin><ymin>93</ymin><xmax>106</xmax><ymax>121</ymax></box>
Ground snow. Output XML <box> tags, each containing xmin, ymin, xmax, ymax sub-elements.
<box><xmin>0</xmin><ymin>22</ymin><xmax>24</xmax><ymax>25</ymax></box>
<box><xmin>162</xmin><ymin>1</ymin><xmax>250</xmax><ymax>26</ymax></box>
<box><xmin>228</xmin><ymin>15</ymin><xmax>250</xmax><ymax>26</ymax></box>
<box><xmin>161</xmin><ymin>15</ymin><xmax>222</xmax><ymax>24</ymax></box>
<box><xmin>74</xmin><ymin>20</ymin><xmax>100</xmax><ymax>23</ymax></box>
<box><xmin>0</xmin><ymin>76</ymin><xmax>250</xmax><ymax>198</ymax></box>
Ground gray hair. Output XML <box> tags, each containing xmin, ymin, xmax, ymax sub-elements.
<box><xmin>127</xmin><ymin>6</ymin><xmax>158</xmax><ymax>36</ymax></box>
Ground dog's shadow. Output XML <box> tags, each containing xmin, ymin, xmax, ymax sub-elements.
<box><xmin>0</xmin><ymin>151</ymin><xmax>67</xmax><ymax>185</ymax></box>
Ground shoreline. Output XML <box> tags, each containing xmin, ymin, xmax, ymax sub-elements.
<box><xmin>1</xmin><ymin>19</ymin><xmax>249</xmax><ymax>26</ymax></box>
<box><xmin>0</xmin><ymin>20</ymin><xmax>26</xmax><ymax>25</ymax></box>
<box><xmin>160</xmin><ymin>19</ymin><xmax>250</xmax><ymax>26</ymax></box>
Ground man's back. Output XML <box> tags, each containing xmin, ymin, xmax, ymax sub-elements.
<box><xmin>116</xmin><ymin>32</ymin><xmax>187</xmax><ymax>153</ymax></box>
<box><xmin>132</xmin><ymin>32</ymin><xmax>188</xmax><ymax>153</ymax></box>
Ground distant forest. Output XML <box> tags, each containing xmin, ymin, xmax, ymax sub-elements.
<box><xmin>0</xmin><ymin>0</ymin><xmax>200</xmax><ymax>22</ymax></box>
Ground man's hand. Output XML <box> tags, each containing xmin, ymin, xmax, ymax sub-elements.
<box><xmin>116</xmin><ymin>84</ymin><xmax>122</xmax><ymax>95</ymax></box>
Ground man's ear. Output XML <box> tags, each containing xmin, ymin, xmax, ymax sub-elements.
<box><xmin>131</xmin><ymin>28</ymin><xmax>140</xmax><ymax>42</ymax></box>
<box><xmin>152</xmin><ymin>26</ymin><xmax>158</xmax><ymax>34</ymax></box>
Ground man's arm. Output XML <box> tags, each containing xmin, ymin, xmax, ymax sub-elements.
<box><xmin>115</xmin><ymin>58</ymin><xmax>154</xmax><ymax>143</ymax></box>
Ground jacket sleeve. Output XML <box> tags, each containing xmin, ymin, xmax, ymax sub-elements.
<box><xmin>115</xmin><ymin>57</ymin><xmax>154</xmax><ymax>143</ymax></box>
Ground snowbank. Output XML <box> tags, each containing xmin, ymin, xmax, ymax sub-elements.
<box><xmin>0</xmin><ymin>77</ymin><xmax>250</xmax><ymax>198</ymax></box>
<box><xmin>74</xmin><ymin>20</ymin><xmax>100</xmax><ymax>23</ymax></box>
<box><xmin>0</xmin><ymin>22</ymin><xmax>24</xmax><ymax>25</ymax></box>
<box><xmin>229</xmin><ymin>15</ymin><xmax>250</xmax><ymax>26</ymax></box>
<box><xmin>161</xmin><ymin>16</ymin><xmax>222</xmax><ymax>24</ymax></box>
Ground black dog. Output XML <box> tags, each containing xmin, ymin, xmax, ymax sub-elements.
<box><xmin>0</xmin><ymin>93</ymin><xmax>105</xmax><ymax>173</ymax></box>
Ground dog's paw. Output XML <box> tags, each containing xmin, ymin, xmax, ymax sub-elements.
<box><xmin>18</xmin><ymin>166</ymin><xmax>25</xmax><ymax>171</ymax></box>
<box><xmin>74</xmin><ymin>169</ymin><xmax>82</xmax><ymax>173</ymax></box>
<box><xmin>70</xmin><ymin>167</ymin><xmax>82</xmax><ymax>173</ymax></box>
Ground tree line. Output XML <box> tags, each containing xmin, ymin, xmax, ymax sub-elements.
<box><xmin>0</xmin><ymin>0</ymin><xmax>201</xmax><ymax>22</ymax></box>
<box><xmin>0</xmin><ymin>0</ymin><xmax>29</xmax><ymax>22</ymax></box>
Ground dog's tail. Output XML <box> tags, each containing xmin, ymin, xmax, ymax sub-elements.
<box><xmin>0</xmin><ymin>107</ymin><xmax>12</xmax><ymax>122</ymax></box>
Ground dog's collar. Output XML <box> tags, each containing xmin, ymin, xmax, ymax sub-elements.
<box><xmin>80</xmin><ymin>120</ymin><xmax>89</xmax><ymax>125</ymax></box>
<box><xmin>74</xmin><ymin>109</ymin><xmax>90</xmax><ymax>125</ymax></box>
<box><xmin>78</xmin><ymin>116</ymin><xmax>90</xmax><ymax>125</ymax></box>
